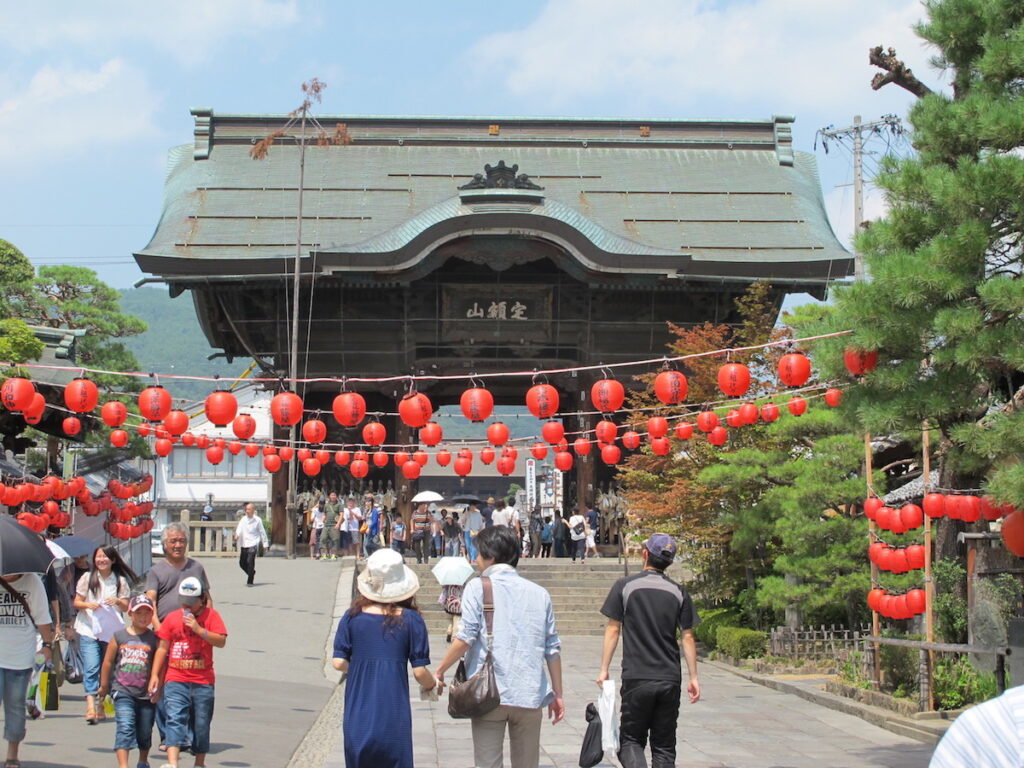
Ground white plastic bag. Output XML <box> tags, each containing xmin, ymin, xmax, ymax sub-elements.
<box><xmin>598</xmin><ymin>679</ymin><xmax>619</xmax><ymax>752</ymax></box>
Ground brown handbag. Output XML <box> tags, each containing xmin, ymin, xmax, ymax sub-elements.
<box><xmin>447</xmin><ymin>576</ymin><xmax>500</xmax><ymax>719</ymax></box>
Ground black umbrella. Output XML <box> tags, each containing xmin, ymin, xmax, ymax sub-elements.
<box><xmin>53</xmin><ymin>535</ymin><xmax>100</xmax><ymax>559</ymax></box>
<box><xmin>0</xmin><ymin>515</ymin><xmax>55</xmax><ymax>576</ymax></box>
<box><xmin>451</xmin><ymin>494</ymin><xmax>482</xmax><ymax>505</ymax></box>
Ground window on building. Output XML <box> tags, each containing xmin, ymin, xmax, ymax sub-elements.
<box><xmin>169</xmin><ymin>448</ymin><xmax>266</xmax><ymax>480</ymax></box>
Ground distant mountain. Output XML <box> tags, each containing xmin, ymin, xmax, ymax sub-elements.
<box><xmin>118</xmin><ymin>287</ymin><xmax>250</xmax><ymax>404</ymax></box>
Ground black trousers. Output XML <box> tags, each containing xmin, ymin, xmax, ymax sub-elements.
<box><xmin>411</xmin><ymin>535</ymin><xmax>429</xmax><ymax>563</ymax></box>
<box><xmin>618</xmin><ymin>679</ymin><xmax>681</xmax><ymax>768</ymax></box>
<box><xmin>239</xmin><ymin>546</ymin><xmax>257</xmax><ymax>584</ymax></box>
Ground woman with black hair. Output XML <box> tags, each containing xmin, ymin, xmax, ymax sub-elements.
<box><xmin>73</xmin><ymin>546</ymin><xmax>137</xmax><ymax>724</ymax></box>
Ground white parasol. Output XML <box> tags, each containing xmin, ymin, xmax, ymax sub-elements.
<box><xmin>411</xmin><ymin>490</ymin><xmax>445</xmax><ymax>503</ymax></box>
<box><xmin>431</xmin><ymin>556</ymin><xmax>476</xmax><ymax>586</ymax></box>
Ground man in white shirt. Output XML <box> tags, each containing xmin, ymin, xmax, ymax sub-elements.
<box><xmin>233</xmin><ymin>503</ymin><xmax>270</xmax><ymax>587</ymax></box>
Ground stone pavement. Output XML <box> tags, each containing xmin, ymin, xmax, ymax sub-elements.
<box><xmin>9</xmin><ymin>556</ymin><xmax>340</xmax><ymax>768</ymax></box>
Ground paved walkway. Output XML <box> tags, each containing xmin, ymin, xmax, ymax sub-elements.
<box><xmin>10</xmin><ymin>556</ymin><xmax>339</xmax><ymax>768</ymax></box>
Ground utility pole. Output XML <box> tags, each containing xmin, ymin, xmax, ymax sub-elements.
<box><xmin>816</xmin><ymin>113</ymin><xmax>904</xmax><ymax>282</ymax></box>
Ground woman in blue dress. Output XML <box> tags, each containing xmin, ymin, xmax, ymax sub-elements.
<box><xmin>333</xmin><ymin>548</ymin><xmax>436</xmax><ymax>767</ymax></box>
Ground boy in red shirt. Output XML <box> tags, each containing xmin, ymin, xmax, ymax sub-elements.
<box><xmin>150</xmin><ymin>577</ymin><xmax>227</xmax><ymax>768</ymax></box>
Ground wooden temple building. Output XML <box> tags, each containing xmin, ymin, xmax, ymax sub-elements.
<box><xmin>134</xmin><ymin>111</ymin><xmax>852</xmax><ymax>542</ymax></box>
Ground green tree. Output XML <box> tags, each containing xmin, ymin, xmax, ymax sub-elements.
<box><xmin>0</xmin><ymin>240</ymin><xmax>43</xmax><ymax>368</ymax></box>
<box><xmin>798</xmin><ymin>1</ymin><xmax>1024</xmax><ymax>537</ymax></box>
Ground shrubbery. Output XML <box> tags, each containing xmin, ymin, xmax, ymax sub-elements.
<box><xmin>716</xmin><ymin>626</ymin><xmax>767</xmax><ymax>660</ymax></box>
<box><xmin>694</xmin><ymin>608</ymin><xmax>740</xmax><ymax>649</ymax></box>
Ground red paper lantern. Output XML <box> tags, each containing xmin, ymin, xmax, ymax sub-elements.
<box><xmin>923</xmin><ymin>493</ymin><xmax>945</xmax><ymax>518</ymax></box>
<box><xmin>876</xmin><ymin>547</ymin><xmax>895</xmax><ymax>572</ymax></box>
<box><xmin>213</xmin><ymin>437</ymin><xmax>226</xmax><ymax>449</ymax></box>
<box><xmin>232</xmin><ymin>413</ymin><xmax>257</xmax><ymax>440</ymax></box>
<box><xmin>651</xmin><ymin>436</ymin><xmax>671</xmax><ymax>456</ymax></box>
<box><xmin>497</xmin><ymin>456</ymin><xmax>515</xmax><ymax>476</ymax></box>
<box><xmin>525</xmin><ymin>384</ymin><xmax>559</xmax><ymax>420</ymax></box>
<box><xmin>227</xmin><ymin>441</ymin><xmax>243</xmax><ymax>456</ymax></box>
<box><xmin>398</xmin><ymin>391</ymin><xmax>433</xmax><ymax>429</ymax></box>
<box><xmin>760</xmin><ymin>403</ymin><xmax>780</xmax><ymax>423</ymax></box>
<box><xmin>591</xmin><ymin>379</ymin><xmax>625</xmax><ymax>413</ymax></box>
<box><xmin>413</xmin><ymin>450</ymin><xmax>428</xmax><ymax>467</ymax></box>
<box><xmin>530</xmin><ymin>442</ymin><xmax>548</xmax><ymax>460</ymax></box>
<box><xmin>621</xmin><ymin>431</ymin><xmax>641</xmax><ymax>450</ymax></box>
<box><xmin>825</xmin><ymin>388</ymin><xmax>843</xmax><ymax>408</ymax></box>
<box><xmin>867</xmin><ymin>588</ymin><xmax>886</xmax><ymax>612</ymax></box>
<box><xmin>900</xmin><ymin>504</ymin><xmax>924</xmax><ymax>531</ymax></box>
<box><xmin>865</xmin><ymin>497</ymin><xmax>884</xmax><ymax>520</ymax></box>
<box><xmin>403</xmin><ymin>461</ymin><xmax>422</xmax><ymax>480</ymax></box>
<box><xmin>708</xmin><ymin>426</ymin><xmax>728</xmax><ymax>447</ymax></box>
<box><xmin>1001</xmin><ymin>511</ymin><xmax>1024</xmax><ymax>556</ymax></box>
<box><xmin>675</xmin><ymin>422</ymin><xmax>693</xmax><ymax>440</ymax></box>
<box><xmin>480</xmin><ymin>447</ymin><xmax>496</xmax><ymax>465</ymax></box>
<box><xmin>460</xmin><ymin>387</ymin><xmax>494</xmax><ymax>423</ymax></box>
<box><xmin>868</xmin><ymin>541</ymin><xmax>886</xmax><ymax>563</ymax></box>
<box><xmin>844</xmin><ymin>348</ymin><xmax>879</xmax><ymax>377</ymax></box>
<box><xmin>110</xmin><ymin>429</ymin><xmax>129</xmax><ymax>448</ymax></box>
<box><xmin>261</xmin><ymin>444</ymin><xmax>277</xmax><ymax>456</ymax></box>
<box><xmin>138</xmin><ymin>386</ymin><xmax>172</xmax><ymax>422</ymax></box>
<box><xmin>138</xmin><ymin>422</ymin><xmax>153</xmax><ymax>438</ymax></box>
<box><xmin>595</xmin><ymin>420</ymin><xmax>617</xmax><ymax>444</ymax></box>
<box><xmin>154</xmin><ymin>438</ymin><xmax>174</xmax><ymax>457</ymax></box>
<box><xmin>1</xmin><ymin>377</ymin><xmax>36</xmax><ymax>412</ymax></box>
<box><xmin>23</xmin><ymin>392</ymin><xmax>45</xmax><ymax>424</ymax></box>
<box><xmin>646</xmin><ymin>417</ymin><xmax>669</xmax><ymax>439</ymax></box>
<box><xmin>64</xmin><ymin>378</ymin><xmax>99</xmax><ymax>413</ymax></box>
<box><xmin>270</xmin><ymin>392</ymin><xmax>304</xmax><ymax>426</ymax></box>
<box><xmin>653</xmin><ymin>370</ymin><xmax>688</xmax><ymax>405</ymax></box>
<box><xmin>205</xmin><ymin>445</ymin><xmax>224</xmax><ymax>465</ymax></box>
<box><xmin>204</xmin><ymin>390</ymin><xmax>238</xmax><ymax>426</ymax></box>
<box><xmin>454</xmin><ymin>457</ymin><xmax>472</xmax><ymax>476</ymax></box>
<box><xmin>350</xmin><ymin>459</ymin><xmax>369</xmax><ymax>478</ymax></box>
<box><xmin>906</xmin><ymin>545</ymin><xmax>926</xmax><ymax>570</ymax></box>
<box><xmin>162</xmin><ymin>410</ymin><xmax>188</xmax><ymax>437</ymax></box>
<box><xmin>717</xmin><ymin>363</ymin><xmax>751</xmax><ymax>397</ymax></box>
<box><xmin>302</xmin><ymin>419</ymin><xmax>327</xmax><ymax>444</ymax></box>
<box><xmin>726</xmin><ymin>409</ymin><xmax>743</xmax><ymax>428</ymax></box>
<box><xmin>696</xmin><ymin>412</ymin><xmax>719</xmax><ymax>433</ymax></box>
<box><xmin>334</xmin><ymin>450</ymin><xmax>350</xmax><ymax>466</ymax></box>
<box><xmin>332</xmin><ymin>391</ymin><xmax>366</xmax><ymax>428</ymax></box>
<box><xmin>178</xmin><ymin>432</ymin><xmax>194</xmax><ymax>447</ymax></box>
<box><xmin>945</xmin><ymin>496</ymin><xmax>963</xmax><ymax>521</ymax></box>
<box><xmin>502</xmin><ymin>445</ymin><xmax>518</xmax><ymax>461</ymax></box>
<box><xmin>778</xmin><ymin>353</ymin><xmax>812</xmax><ymax>387</ymax></box>
<box><xmin>373</xmin><ymin>451</ymin><xmax>390</xmax><ymax>468</ymax></box>
<box><xmin>353</xmin><ymin>450</ymin><xmax>369</xmax><ymax>464</ymax></box>
<box><xmin>539</xmin><ymin>450</ymin><xmax>566</xmax><ymax>475</ymax></box>
<box><xmin>420</xmin><ymin>422</ymin><xmax>443</xmax><ymax>447</ymax></box>
<box><xmin>787</xmin><ymin>396</ymin><xmax>807</xmax><ymax>417</ymax></box>
<box><xmin>960</xmin><ymin>495</ymin><xmax>981</xmax><ymax>523</ymax></box>
<box><xmin>362</xmin><ymin>422</ymin><xmax>386</xmax><ymax>447</ymax></box>
<box><xmin>297</xmin><ymin>448</ymin><xmax>312</xmax><ymax>462</ymax></box>
<box><xmin>573</xmin><ymin>438</ymin><xmax>591</xmax><ymax>456</ymax></box>
<box><xmin>303</xmin><ymin>458</ymin><xmax>322</xmax><ymax>476</ymax></box>
<box><xmin>600</xmin><ymin>444</ymin><xmax>622</xmax><ymax>465</ymax></box>
<box><xmin>487</xmin><ymin>422</ymin><xmax>510</xmax><ymax>446</ymax></box>
<box><xmin>541</xmin><ymin>421</ymin><xmax>565</xmax><ymax>444</ymax></box>
<box><xmin>907</xmin><ymin>589</ymin><xmax>927</xmax><ymax>615</ymax></box>
<box><xmin>316</xmin><ymin>448</ymin><xmax>329</xmax><ymax>462</ymax></box>
<box><xmin>738</xmin><ymin>403</ymin><xmax>759</xmax><ymax>426</ymax></box>
<box><xmin>436</xmin><ymin>449</ymin><xmax>452</xmax><ymax>467</ymax></box>
<box><xmin>244</xmin><ymin>443</ymin><xmax>260</xmax><ymax>458</ymax></box>
<box><xmin>279</xmin><ymin>446</ymin><xmax>295</xmax><ymax>462</ymax></box>
<box><xmin>62</xmin><ymin>416</ymin><xmax>81</xmax><ymax>436</ymax></box>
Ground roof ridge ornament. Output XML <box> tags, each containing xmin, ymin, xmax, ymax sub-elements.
<box><xmin>458</xmin><ymin>160</ymin><xmax>544</xmax><ymax>190</ymax></box>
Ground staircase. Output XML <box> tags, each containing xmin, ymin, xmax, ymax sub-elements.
<box><xmin>402</xmin><ymin>559</ymin><xmax>628</xmax><ymax>636</ymax></box>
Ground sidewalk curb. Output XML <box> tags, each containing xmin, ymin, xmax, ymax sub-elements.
<box><xmin>705</xmin><ymin>659</ymin><xmax>945</xmax><ymax>745</ymax></box>
<box><xmin>286</xmin><ymin>561</ymin><xmax>355</xmax><ymax>768</ymax></box>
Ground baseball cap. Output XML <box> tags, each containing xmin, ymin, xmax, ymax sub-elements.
<box><xmin>128</xmin><ymin>594</ymin><xmax>154</xmax><ymax>613</ymax></box>
<box><xmin>178</xmin><ymin>576</ymin><xmax>204</xmax><ymax>599</ymax></box>
<box><xmin>644</xmin><ymin>533</ymin><xmax>677</xmax><ymax>561</ymax></box>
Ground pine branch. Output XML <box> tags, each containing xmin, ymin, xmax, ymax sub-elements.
<box><xmin>869</xmin><ymin>46</ymin><xmax>934</xmax><ymax>99</ymax></box>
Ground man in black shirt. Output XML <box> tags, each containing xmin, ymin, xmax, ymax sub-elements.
<box><xmin>597</xmin><ymin>533</ymin><xmax>700</xmax><ymax>768</ymax></box>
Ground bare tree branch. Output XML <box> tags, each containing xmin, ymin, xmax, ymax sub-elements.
<box><xmin>870</xmin><ymin>46</ymin><xmax>935</xmax><ymax>99</ymax></box>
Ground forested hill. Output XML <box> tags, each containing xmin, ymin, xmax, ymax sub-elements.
<box><xmin>118</xmin><ymin>287</ymin><xmax>250</xmax><ymax>403</ymax></box>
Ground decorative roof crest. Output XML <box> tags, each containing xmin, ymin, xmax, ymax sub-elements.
<box><xmin>458</xmin><ymin>160</ymin><xmax>544</xmax><ymax>190</ymax></box>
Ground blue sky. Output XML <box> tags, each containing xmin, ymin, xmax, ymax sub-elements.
<box><xmin>1</xmin><ymin>0</ymin><xmax>934</xmax><ymax>290</ymax></box>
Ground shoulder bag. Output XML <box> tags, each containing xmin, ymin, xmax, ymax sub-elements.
<box><xmin>447</xmin><ymin>576</ymin><xmax>500</xmax><ymax>719</ymax></box>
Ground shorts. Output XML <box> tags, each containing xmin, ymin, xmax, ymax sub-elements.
<box><xmin>339</xmin><ymin>530</ymin><xmax>352</xmax><ymax>549</ymax></box>
<box><xmin>322</xmin><ymin>526</ymin><xmax>340</xmax><ymax>549</ymax></box>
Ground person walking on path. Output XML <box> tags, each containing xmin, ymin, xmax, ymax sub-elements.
<box><xmin>321</xmin><ymin>492</ymin><xmax>342</xmax><ymax>560</ymax></box>
<box><xmin>151</xmin><ymin>577</ymin><xmax>227</xmax><ymax>768</ymax></box>
<box><xmin>443</xmin><ymin>513</ymin><xmax>462</xmax><ymax>556</ymax></box>
<box><xmin>540</xmin><ymin>517</ymin><xmax>555</xmax><ymax>558</ymax></box>
<box><xmin>410</xmin><ymin>503</ymin><xmax>432</xmax><ymax>564</ymax></box>
<box><xmin>430</xmin><ymin>510</ymin><xmax>444</xmax><ymax>558</ymax></box>
<box><xmin>0</xmin><ymin>572</ymin><xmax>55</xmax><ymax>768</ymax></box>
<box><xmin>144</xmin><ymin>522</ymin><xmax>211</xmax><ymax>752</ymax></box>
<box><xmin>308</xmin><ymin>502</ymin><xmax>326</xmax><ymax>559</ymax></box>
<box><xmin>434</xmin><ymin>526</ymin><xmax>565</xmax><ymax>768</ymax></box>
<box><xmin>596</xmin><ymin>533</ymin><xmax>700</xmax><ymax>768</ymax></box>
<box><xmin>462</xmin><ymin>502</ymin><xmax>483</xmax><ymax>561</ymax></box>
<box><xmin>362</xmin><ymin>494</ymin><xmax>382</xmax><ymax>558</ymax></box>
<box><xmin>344</xmin><ymin>498</ymin><xmax>364</xmax><ymax>559</ymax></box>
<box><xmin>528</xmin><ymin>507</ymin><xmax>544</xmax><ymax>558</ymax></box>
<box><xmin>390</xmin><ymin>516</ymin><xmax>407</xmax><ymax>557</ymax></box>
<box><xmin>553</xmin><ymin>510</ymin><xmax>569</xmax><ymax>558</ymax></box>
<box><xmin>98</xmin><ymin>595</ymin><xmax>160</xmax><ymax>768</ymax></box>
<box><xmin>564</xmin><ymin>510</ymin><xmax>588</xmax><ymax>563</ymax></box>
<box><xmin>233</xmin><ymin>503</ymin><xmax>269</xmax><ymax>586</ymax></box>
<box><xmin>73</xmin><ymin>546</ymin><xmax>136</xmax><ymax>724</ymax></box>
<box><xmin>332</xmin><ymin>548</ymin><xmax>437</xmax><ymax>768</ymax></box>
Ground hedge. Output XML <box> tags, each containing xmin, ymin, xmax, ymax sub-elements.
<box><xmin>693</xmin><ymin>608</ymin><xmax>740</xmax><ymax>649</ymax></box>
<box><xmin>716</xmin><ymin>626</ymin><xmax>767</xmax><ymax>660</ymax></box>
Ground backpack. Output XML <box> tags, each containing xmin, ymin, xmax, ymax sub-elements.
<box><xmin>541</xmin><ymin>523</ymin><xmax>555</xmax><ymax>543</ymax></box>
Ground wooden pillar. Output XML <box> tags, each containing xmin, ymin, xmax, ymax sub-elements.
<box><xmin>574</xmin><ymin>387</ymin><xmax>594</xmax><ymax>516</ymax></box>
<box><xmin>865</xmin><ymin>432</ymin><xmax>881</xmax><ymax>690</ymax></box>
<box><xmin>922</xmin><ymin>422</ymin><xmax>936</xmax><ymax>710</ymax></box>
<box><xmin>270</xmin><ymin>419</ymin><xmax>289</xmax><ymax>547</ymax></box>
<box><xmin>395</xmin><ymin>416</ymin><xmax>413</xmax><ymax>526</ymax></box>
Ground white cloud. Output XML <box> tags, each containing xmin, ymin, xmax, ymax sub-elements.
<box><xmin>0</xmin><ymin>0</ymin><xmax>298</xmax><ymax>65</ymax></box>
<box><xmin>0</xmin><ymin>59</ymin><xmax>159</xmax><ymax>164</ymax></box>
<box><xmin>469</xmin><ymin>0</ymin><xmax>932</xmax><ymax>115</ymax></box>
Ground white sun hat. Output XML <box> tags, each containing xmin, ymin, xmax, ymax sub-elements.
<box><xmin>357</xmin><ymin>548</ymin><xmax>420</xmax><ymax>604</ymax></box>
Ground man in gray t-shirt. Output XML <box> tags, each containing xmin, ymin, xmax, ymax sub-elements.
<box><xmin>144</xmin><ymin>523</ymin><xmax>211</xmax><ymax>625</ymax></box>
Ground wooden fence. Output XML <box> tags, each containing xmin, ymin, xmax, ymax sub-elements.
<box><xmin>770</xmin><ymin>625</ymin><xmax>869</xmax><ymax>660</ymax></box>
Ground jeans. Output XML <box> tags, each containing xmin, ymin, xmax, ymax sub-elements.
<box><xmin>464</xmin><ymin>531</ymin><xmax>478</xmax><ymax>561</ymax></box>
<box><xmin>113</xmin><ymin>692</ymin><xmax>156</xmax><ymax>750</ymax></box>
<box><xmin>411</xmin><ymin>534</ymin><xmax>429</xmax><ymax>563</ymax></box>
<box><xmin>391</xmin><ymin>539</ymin><xmax>406</xmax><ymax>555</ymax></box>
<box><xmin>444</xmin><ymin>536</ymin><xmax>461</xmax><ymax>556</ymax></box>
<box><xmin>618</xmin><ymin>679</ymin><xmax>681</xmax><ymax>768</ymax></box>
<box><xmin>239</xmin><ymin>545</ymin><xmax>257</xmax><ymax>584</ymax></box>
<box><xmin>431</xmin><ymin>534</ymin><xmax>444</xmax><ymax>557</ymax></box>
<box><xmin>79</xmin><ymin>635</ymin><xmax>108</xmax><ymax>696</ymax></box>
<box><xmin>571</xmin><ymin>538</ymin><xmax>586</xmax><ymax>561</ymax></box>
<box><xmin>164</xmin><ymin>681</ymin><xmax>215</xmax><ymax>755</ymax></box>
<box><xmin>155</xmin><ymin>693</ymin><xmax>193</xmax><ymax>747</ymax></box>
<box><xmin>364</xmin><ymin>533</ymin><xmax>381</xmax><ymax>557</ymax></box>
<box><xmin>0</xmin><ymin>667</ymin><xmax>31</xmax><ymax>744</ymax></box>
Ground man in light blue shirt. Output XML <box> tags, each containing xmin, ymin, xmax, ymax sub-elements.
<box><xmin>462</xmin><ymin>502</ymin><xmax>484</xmax><ymax>561</ymax></box>
<box><xmin>435</xmin><ymin>526</ymin><xmax>564</xmax><ymax>768</ymax></box>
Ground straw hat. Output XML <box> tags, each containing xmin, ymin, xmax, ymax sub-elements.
<box><xmin>357</xmin><ymin>548</ymin><xmax>420</xmax><ymax>604</ymax></box>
